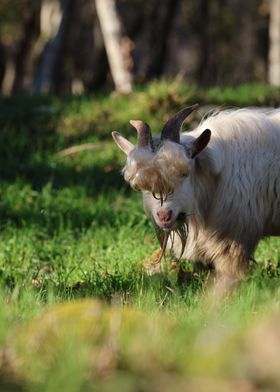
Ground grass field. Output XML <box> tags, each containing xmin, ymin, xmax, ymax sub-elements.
<box><xmin>0</xmin><ymin>81</ymin><xmax>280</xmax><ymax>391</ymax></box>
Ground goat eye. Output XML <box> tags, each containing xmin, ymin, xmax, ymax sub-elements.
<box><xmin>181</xmin><ymin>172</ymin><xmax>188</xmax><ymax>178</ymax></box>
<box><xmin>152</xmin><ymin>193</ymin><xmax>160</xmax><ymax>200</ymax></box>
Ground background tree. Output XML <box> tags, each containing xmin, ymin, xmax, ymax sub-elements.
<box><xmin>95</xmin><ymin>0</ymin><xmax>133</xmax><ymax>94</ymax></box>
<box><xmin>268</xmin><ymin>0</ymin><xmax>280</xmax><ymax>85</ymax></box>
<box><xmin>32</xmin><ymin>0</ymin><xmax>72</xmax><ymax>93</ymax></box>
<box><xmin>0</xmin><ymin>0</ymin><xmax>275</xmax><ymax>95</ymax></box>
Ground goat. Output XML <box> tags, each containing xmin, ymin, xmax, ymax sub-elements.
<box><xmin>112</xmin><ymin>105</ymin><xmax>280</xmax><ymax>292</ymax></box>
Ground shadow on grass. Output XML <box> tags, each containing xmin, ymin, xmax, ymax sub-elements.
<box><xmin>0</xmin><ymin>161</ymin><xmax>124</xmax><ymax>194</ymax></box>
<box><xmin>0</xmin><ymin>178</ymin><xmax>134</xmax><ymax>233</ymax></box>
<box><xmin>0</xmin><ymin>140</ymin><xmax>131</xmax><ymax>232</ymax></box>
<box><xmin>0</xmin><ymin>93</ymin><xmax>125</xmax><ymax>191</ymax></box>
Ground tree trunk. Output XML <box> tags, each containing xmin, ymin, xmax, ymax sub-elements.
<box><xmin>1</xmin><ymin>56</ymin><xmax>16</xmax><ymax>96</ymax></box>
<box><xmin>268</xmin><ymin>0</ymin><xmax>280</xmax><ymax>85</ymax></box>
<box><xmin>95</xmin><ymin>0</ymin><xmax>133</xmax><ymax>94</ymax></box>
<box><xmin>32</xmin><ymin>0</ymin><xmax>71</xmax><ymax>93</ymax></box>
<box><xmin>12</xmin><ymin>9</ymin><xmax>39</xmax><ymax>93</ymax></box>
<box><xmin>147</xmin><ymin>0</ymin><xmax>179</xmax><ymax>78</ymax></box>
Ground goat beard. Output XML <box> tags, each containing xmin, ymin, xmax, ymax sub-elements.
<box><xmin>155</xmin><ymin>222</ymin><xmax>189</xmax><ymax>264</ymax></box>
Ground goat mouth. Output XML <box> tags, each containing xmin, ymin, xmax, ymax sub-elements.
<box><xmin>155</xmin><ymin>218</ymin><xmax>189</xmax><ymax>264</ymax></box>
<box><xmin>161</xmin><ymin>212</ymin><xmax>187</xmax><ymax>232</ymax></box>
<box><xmin>177</xmin><ymin>212</ymin><xmax>186</xmax><ymax>224</ymax></box>
<box><xmin>159</xmin><ymin>212</ymin><xmax>186</xmax><ymax>231</ymax></box>
<box><xmin>161</xmin><ymin>223</ymin><xmax>173</xmax><ymax>231</ymax></box>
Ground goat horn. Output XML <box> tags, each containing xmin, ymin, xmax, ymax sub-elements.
<box><xmin>161</xmin><ymin>103</ymin><xmax>199</xmax><ymax>143</ymax></box>
<box><xmin>129</xmin><ymin>120</ymin><xmax>154</xmax><ymax>150</ymax></box>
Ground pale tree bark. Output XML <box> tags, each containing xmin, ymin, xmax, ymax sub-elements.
<box><xmin>32</xmin><ymin>0</ymin><xmax>71</xmax><ymax>93</ymax></box>
<box><xmin>268</xmin><ymin>0</ymin><xmax>280</xmax><ymax>85</ymax></box>
<box><xmin>1</xmin><ymin>57</ymin><xmax>16</xmax><ymax>96</ymax></box>
<box><xmin>95</xmin><ymin>0</ymin><xmax>133</xmax><ymax>94</ymax></box>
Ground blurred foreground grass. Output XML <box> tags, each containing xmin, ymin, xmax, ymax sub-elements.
<box><xmin>0</xmin><ymin>81</ymin><xmax>279</xmax><ymax>391</ymax></box>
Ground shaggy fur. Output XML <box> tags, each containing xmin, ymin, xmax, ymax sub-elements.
<box><xmin>123</xmin><ymin>141</ymin><xmax>190</xmax><ymax>197</ymax></box>
<box><xmin>113</xmin><ymin>108</ymin><xmax>280</xmax><ymax>292</ymax></box>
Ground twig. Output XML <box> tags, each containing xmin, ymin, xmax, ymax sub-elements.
<box><xmin>55</xmin><ymin>141</ymin><xmax>111</xmax><ymax>158</ymax></box>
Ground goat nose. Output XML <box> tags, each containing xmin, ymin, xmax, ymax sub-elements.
<box><xmin>157</xmin><ymin>209</ymin><xmax>172</xmax><ymax>222</ymax></box>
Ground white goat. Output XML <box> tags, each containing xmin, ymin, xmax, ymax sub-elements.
<box><xmin>112</xmin><ymin>105</ymin><xmax>280</xmax><ymax>292</ymax></box>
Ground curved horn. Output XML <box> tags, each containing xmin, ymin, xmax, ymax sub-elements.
<box><xmin>129</xmin><ymin>120</ymin><xmax>154</xmax><ymax>150</ymax></box>
<box><xmin>161</xmin><ymin>103</ymin><xmax>199</xmax><ymax>143</ymax></box>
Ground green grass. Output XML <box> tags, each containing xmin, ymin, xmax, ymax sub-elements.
<box><xmin>0</xmin><ymin>81</ymin><xmax>280</xmax><ymax>391</ymax></box>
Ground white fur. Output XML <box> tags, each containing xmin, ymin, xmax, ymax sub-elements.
<box><xmin>114</xmin><ymin>108</ymin><xmax>280</xmax><ymax>290</ymax></box>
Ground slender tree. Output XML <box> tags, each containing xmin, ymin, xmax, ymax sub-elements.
<box><xmin>32</xmin><ymin>0</ymin><xmax>71</xmax><ymax>93</ymax></box>
<box><xmin>147</xmin><ymin>0</ymin><xmax>179</xmax><ymax>78</ymax></box>
<box><xmin>268</xmin><ymin>0</ymin><xmax>280</xmax><ymax>85</ymax></box>
<box><xmin>12</xmin><ymin>8</ymin><xmax>39</xmax><ymax>92</ymax></box>
<box><xmin>95</xmin><ymin>0</ymin><xmax>133</xmax><ymax>94</ymax></box>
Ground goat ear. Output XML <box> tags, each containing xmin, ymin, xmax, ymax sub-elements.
<box><xmin>112</xmin><ymin>132</ymin><xmax>135</xmax><ymax>155</ymax></box>
<box><xmin>191</xmin><ymin>129</ymin><xmax>211</xmax><ymax>158</ymax></box>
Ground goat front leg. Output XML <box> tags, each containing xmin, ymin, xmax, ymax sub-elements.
<box><xmin>211</xmin><ymin>252</ymin><xmax>250</xmax><ymax>297</ymax></box>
